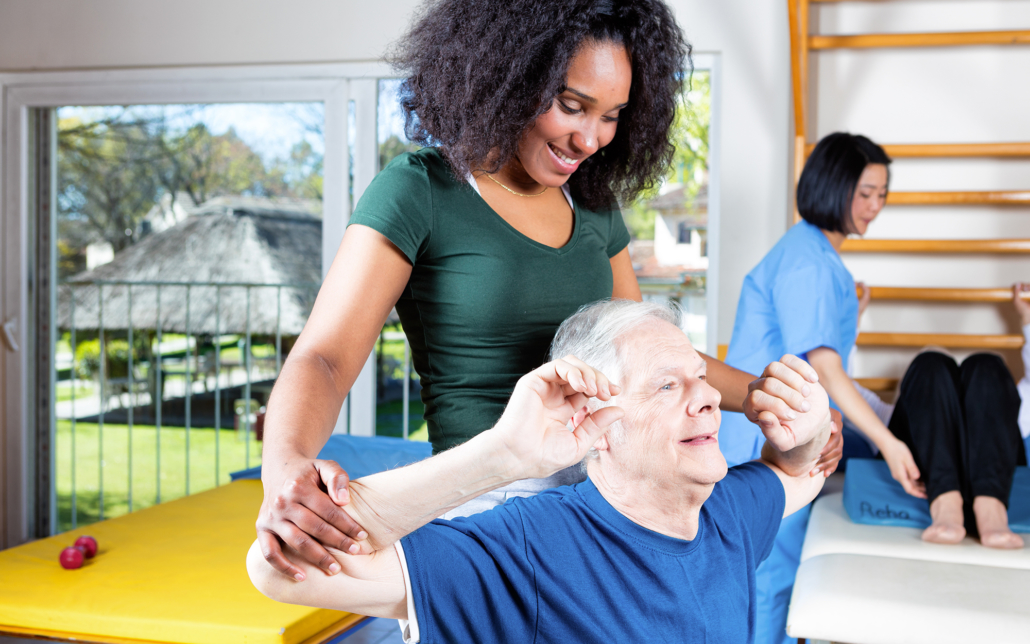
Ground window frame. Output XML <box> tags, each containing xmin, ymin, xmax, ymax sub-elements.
<box><xmin>0</xmin><ymin>62</ymin><xmax>391</xmax><ymax>545</ymax></box>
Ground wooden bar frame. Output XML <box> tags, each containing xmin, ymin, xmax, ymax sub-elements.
<box><xmin>858</xmin><ymin>286</ymin><xmax>1027</xmax><ymax>302</ymax></box>
<box><xmin>806</xmin><ymin>142</ymin><xmax>1030</xmax><ymax>157</ymax></box>
<box><xmin>856</xmin><ymin>332</ymin><xmax>1023</xmax><ymax>349</ymax></box>
<box><xmin>855</xmin><ymin>377</ymin><xmax>899</xmax><ymax>392</ymax></box>
<box><xmin>786</xmin><ymin>1</ymin><xmax>1030</xmax><ymax>392</ymax></box>
<box><xmin>887</xmin><ymin>190</ymin><xmax>1030</xmax><ymax>206</ymax></box>
<box><xmin>841</xmin><ymin>239</ymin><xmax>1030</xmax><ymax>253</ymax></box>
<box><xmin>809</xmin><ymin>30</ymin><xmax>1030</xmax><ymax>50</ymax></box>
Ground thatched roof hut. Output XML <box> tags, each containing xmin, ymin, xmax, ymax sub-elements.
<box><xmin>58</xmin><ymin>197</ymin><xmax>323</xmax><ymax>336</ymax></box>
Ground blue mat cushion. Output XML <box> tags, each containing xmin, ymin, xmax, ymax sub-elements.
<box><xmin>230</xmin><ymin>434</ymin><xmax>433</xmax><ymax>481</ymax></box>
<box><xmin>843</xmin><ymin>459</ymin><xmax>1030</xmax><ymax>532</ymax></box>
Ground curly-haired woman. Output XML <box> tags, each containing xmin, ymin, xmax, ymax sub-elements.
<box><xmin>255</xmin><ymin>0</ymin><xmax>842</xmax><ymax>582</ymax></box>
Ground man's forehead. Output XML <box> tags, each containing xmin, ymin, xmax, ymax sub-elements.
<box><xmin>622</xmin><ymin>320</ymin><xmax>702</xmax><ymax>374</ymax></box>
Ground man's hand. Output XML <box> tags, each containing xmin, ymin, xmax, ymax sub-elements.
<box><xmin>256</xmin><ymin>459</ymin><xmax>369</xmax><ymax>581</ymax></box>
<box><xmin>745</xmin><ymin>355</ymin><xmax>831</xmax><ymax>452</ymax></box>
<box><xmin>493</xmin><ymin>356</ymin><xmax>625</xmax><ymax>480</ymax></box>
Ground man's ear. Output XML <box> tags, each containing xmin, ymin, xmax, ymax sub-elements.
<box><xmin>593</xmin><ymin>433</ymin><xmax>611</xmax><ymax>453</ymax></box>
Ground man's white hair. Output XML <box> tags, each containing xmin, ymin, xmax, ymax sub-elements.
<box><xmin>549</xmin><ymin>298</ymin><xmax>686</xmax><ymax>450</ymax></box>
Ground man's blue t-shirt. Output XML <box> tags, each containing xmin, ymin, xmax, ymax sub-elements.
<box><xmin>400</xmin><ymin>461</ymin><xmax>786</xmax><ymax>643</ymax></box>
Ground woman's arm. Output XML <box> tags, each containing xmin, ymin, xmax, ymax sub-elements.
<box><xmin>257</xmin><ymin>225</ymin><xmax>413</xmax><ymax>581</ymax></box>
<box><xmin>610</xmin><ymin>247</ymin><xmax>642</xmax><ymax>301</ymax></box>
<box><xmin>807</xmin><ymin>346</ymin><xmax>925</xmax><ymax>498</ymax></box>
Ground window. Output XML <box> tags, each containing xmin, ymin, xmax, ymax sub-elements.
<box><xmin>1</xmin><ymin>64</ymin><xmax>389</xmax><ymax>542</ymax></box>
<box><xmin>54</xmin><ymin>103</ymin><xmax>324</xmax><ymax>531</ymax></box>
<box><xmin>622</xmin><ymin>56</ymin><xmax>720</xmax><ymax>353</ymax></box>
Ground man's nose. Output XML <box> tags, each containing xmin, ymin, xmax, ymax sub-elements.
<box><xmin>686</xmin><ymin>382</ymin><xmax>720</xmax><ymax>417</ymax></box>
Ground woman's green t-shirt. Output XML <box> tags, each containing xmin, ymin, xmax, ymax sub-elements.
<box><xmin>348</xmin><ymin>148</ymin><xmax>630</xmax><ymax>453</ymax></box>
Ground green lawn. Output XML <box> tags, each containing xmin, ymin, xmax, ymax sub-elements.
<box><xmin>56</xmin><ymin>396</ymin><xmax>428</xmax><ymax>533</ymax></box>
<box><xmin>56</xmin><ymin>381</ymin><xmax>96</xmax><ymax>402</ymax></box>
<box><xmin>56</xmin><ymin>420</ymin><xmax>262</xmax><ymax>532</ymax></box>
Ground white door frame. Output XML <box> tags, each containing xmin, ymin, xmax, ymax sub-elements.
<box><xmin>692</xmin><ymin>52</ymin><xmax>722</xmax><ymax>354</ymax></box>
<box><xmin>0</xmin><ymin>61</ymin><xmax>390</xmax><ymax>546</ymax></box>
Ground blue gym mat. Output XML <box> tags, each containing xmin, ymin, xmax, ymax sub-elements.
<box><xmin>843</xmin><ymin>458</ymin><xmax>1030</xmax><ymax>532</ymax></box>
<box><xmin>230</xmin><ymin>434</ymin><xmax>433</xmax><ymax>482</ymax></box>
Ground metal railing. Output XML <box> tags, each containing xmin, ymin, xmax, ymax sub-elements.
<box><xmin>56</xmin><ymin>279</ymin><xmax>420</xmax><ymax>530</ymax></box>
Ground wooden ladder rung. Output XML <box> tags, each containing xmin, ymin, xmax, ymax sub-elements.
<box><xmin>856</xmin><ymin>332</ymin><xmax>1023</xmax><ymax>349</ymax></box>
<box><xmin>858</xmin><ymin>286</ymin><xmax>1027</xmax><ymax>302</ymax></box>
<box><xmin>842</xmin><ymin>239</ymin><xmax>1030</xmax><ymax>253</ymax></box>
<box><xmin>805</xmin><ymin>142</ymin><xmax>1030</xmax><ymax>158</ymax></box>
<box><xmin>809</xmin><ymin>30</ymin><xmax>1030</xmax><ymax>50</ymax></box>
<box><xmin>887</xmin><ymin>191</ymin><xmax>1030</xmax><ymax>206</ymax></box>
<box><xmin>854</xmin><ymin>377</ymin><xmax>899</xmax><ymax>392</ymax></box>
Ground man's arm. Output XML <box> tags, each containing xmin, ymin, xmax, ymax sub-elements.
<box><xmin>255</xmin><ymin>357</ymin><xmax>622</xmax><ymax>555</ymax></box>
<box><xmin>247</xmin><ymin>540</ymin><xmax>408</xmax><ymax>618</ymax></box>
<box><xmin>758</xmin><ymin>450</ymin><xmax>828</xmax><ymax>518</ymax></box>
<box><xmin>248</xmin><ymin>356</ymin><xmax>623</xmax><ymax>614</ymax></box>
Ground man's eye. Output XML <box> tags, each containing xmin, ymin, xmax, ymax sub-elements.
<box><xmin>660</xmin><ymin>383</ymin><xmax>673</xmax><ymax>391</ymax></box>
<box><xmin>699</xmin><ymin>375</ymin><xmax>706</xmax><ymax>381</ymax></box>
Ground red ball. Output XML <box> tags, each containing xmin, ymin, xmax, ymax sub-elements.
<box><xmin>60</xmin><ymin>546</ymin><xmax>84</xmax><ymax>569</ymax></box>
<box><xmin>74</xmin><ymin>535</ymin><xmax>98</xmax><ymax>558</ymax></box>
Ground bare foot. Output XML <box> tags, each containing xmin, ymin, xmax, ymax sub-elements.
<box><xmin>973</xmin><ymin>496</ymin><xmax>1025</xmax><ymax>549</ymax></box>
<box><xmin>922</xmin><ymin>491</ymin><xmax>966</xmax><ymax>544</ymax></box>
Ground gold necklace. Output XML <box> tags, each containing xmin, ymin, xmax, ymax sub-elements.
<box><xmin>483</xmin><ymin>172</ymin><xmax>548</xmax><ymax>197</ymax></box>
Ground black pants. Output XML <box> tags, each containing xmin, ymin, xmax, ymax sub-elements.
<box><xmin>887</xmin><ymin>352</ymin><xmax>1026</xmax><ymax>536</ymax></box>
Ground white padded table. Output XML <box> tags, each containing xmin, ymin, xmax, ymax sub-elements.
<box><xmin>787</xmin><ymin>493</ymin><xmax>1030</xmax><ymax>644</ymax></box>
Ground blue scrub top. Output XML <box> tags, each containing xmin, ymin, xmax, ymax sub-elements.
<box><xmin>720</xmin><ymin>220</ymin><xmax>859</xmax><ymax>466</ymax></box>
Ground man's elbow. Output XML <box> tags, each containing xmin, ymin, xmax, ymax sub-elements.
<box><xmin>247</xmin><ymin>540</ymin><xmax>290</xmax><ymax>603</ymax></box>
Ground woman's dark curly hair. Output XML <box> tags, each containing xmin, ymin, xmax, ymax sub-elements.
<box><xmin>391</xmin><ymin>0</ymin><xmax>691</xmax><ymax>211</ymax></box>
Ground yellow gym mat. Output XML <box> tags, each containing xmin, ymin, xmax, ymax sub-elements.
<box><xmin>0</xmin><ymin>480</ymin><xmax>365</xmax><ymax>644</ymax></box>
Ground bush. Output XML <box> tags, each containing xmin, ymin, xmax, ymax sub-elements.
<box><xmin>75</xmin><ymin>339</ymin><xmax>131</xmax><ymax>380</ymax></box>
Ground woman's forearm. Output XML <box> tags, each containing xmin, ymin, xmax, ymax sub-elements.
<box><xmin>262</xmin><ymin>351</ymin><xmax>352</xmax><ymax>464</ymax></box>
<box><xmin>700</xmin><ymin>353</ymin><xmax>753</xmax><ymax>413</ymax></box>
<box><xmin>807</xmin><ymin>347</ymin><xmax>895</xmax><ymax>450</ymax></box>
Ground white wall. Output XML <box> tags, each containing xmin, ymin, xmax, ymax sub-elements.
<box><xmin>666</xmin><ymin>0</ymin><xmax>795</xmax><ymax>345</ymax></box>
<box><xmin>813</xmin><ymin>0</ymin><xmax>1030</xmax><ymax>381</ymax></box>
<box><xmin>0</xmin><ymin>0</ymin><xmax>423</xmax><ymax>70</ymax></box>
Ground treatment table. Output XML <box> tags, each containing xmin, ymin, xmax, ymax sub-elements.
<box><xmin>0</xmin><ymin>435</ymin><xmax>432</xmax><ymax>644</ymax></box>
<box><xmin>786</xmin><ymin>491</ymin><xmax>1030</xmax><ymax>643</ymax></box>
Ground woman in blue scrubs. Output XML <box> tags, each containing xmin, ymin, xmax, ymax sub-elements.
<box><xmin>721</xmin><ymin>132</ymin><xmax>922</xmax><ymax>644</ymax></box>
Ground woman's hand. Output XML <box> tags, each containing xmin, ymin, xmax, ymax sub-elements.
<box><xmin>256</xmin><ymin>459</ymin><xmax>369</xmax><ymax>581</ymax></box>
<box><xmin>881</xmin><ymin>438</ymin><xmax>926</xmax><ymax>498</ymax></box>
<box><xmin>1013</xmin><ymin>283</ymin><xmax>1030</xmax><ymax>326</ymax></box>
<box><xmin>857</xmin><ymin>281</ymin><xmax>872</xmax><ymax>322</ymax></box>
<box><xmin>812</xmin><ymin>408</ymin><xmax>844</xmax><ymax>477</ymax></box>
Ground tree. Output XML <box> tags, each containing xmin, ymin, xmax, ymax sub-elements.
<box><xmin>58</xmin><ymin>114</ymin><xmax>163</xmax><ymax>253</ymax></box>
<box><xmin>57</xmin><ymin>106</ymin><xmax>327</xmax><ymax>264</ymax></box>
<box><xmin>621</xmin><ymin>71</ymin><xmax>711</xmax><ymax>240</ymax></box>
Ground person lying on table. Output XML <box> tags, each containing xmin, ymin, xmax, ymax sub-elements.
<box><xmin>248</xmin><ymin>300</ymin><xmax>834</xmax><ymax>643</ymax></box>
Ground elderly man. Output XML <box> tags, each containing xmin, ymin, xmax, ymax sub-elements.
<box><xmin>248</xmin><ymin>300</ymin><xmax>833</xmax><ymax>643</ymax></box>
